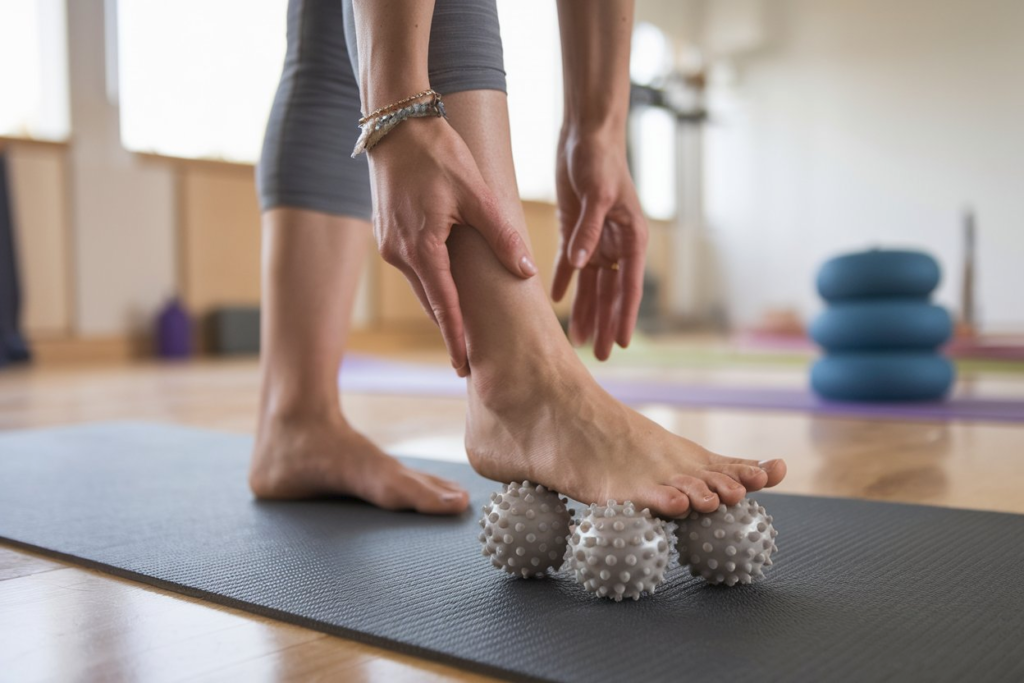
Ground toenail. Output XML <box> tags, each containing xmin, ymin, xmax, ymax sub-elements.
<box><xmin>758</xmin><ymin>459</ymin><xmax>777</xmax><ymax>470</ymax></box>
<box><xmin>442</xmin><ymin>492</ymin><xmax>463</xmax><ymax>502</ymax></box>
<box><xmin>703</xmin><ymin>495</ymin><xmax>717</xmax><ymax>502</ymax></box>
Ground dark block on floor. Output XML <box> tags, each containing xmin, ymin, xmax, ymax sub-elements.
<box><xmin>207</xmin><ymin>306</ymin><xmax>260</xmax><ymax>355</ymax></box>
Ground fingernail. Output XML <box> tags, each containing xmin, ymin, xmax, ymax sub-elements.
<box><xmin>520</xmin><ymin>255</ymin><xmax>538</xmax><ymax>276</ymax></box>
<box><xmin>572</xmin><ymin>248</ymin><xmax>588</xmax><ymax>268</ymax></box>
<box><xmin>758</xmin><ymin>459</ymin><xmax>777</xmax><ymax>470</ymax></box>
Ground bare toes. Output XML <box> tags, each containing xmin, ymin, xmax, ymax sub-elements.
<box><xmin>713</xmin><ymin>463</ymin><xmax>769</xmax><ymax>491</ymax></box>
<box><xmin>638</xmin><ymin>485</ymin><xmax>691</xmax><ymax>518</ymax></box>
<box><xmin>758</xmin><ymin>459</ymin><xmax>787</xmax><ymax>487</ymax></box>
<box><xmin>381</xmin><ymin>470</ymin><xmax>469</xmax><ymax>515</ymax></box>
<box><xmin>426</xmin><ymin>473</ymin><xmax>467</xmax><ymax>494</ymax></box>
<box><xmin>670</xmin><ymin>475</ymin><xmax>720</xmax><ymax>513</ymax></box>
<box><xmin>701</xmin><ymin>472</ymin><xmax>747</xmax><ymax>506</ymax></box>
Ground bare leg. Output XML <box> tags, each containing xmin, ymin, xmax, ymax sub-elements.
<box><xmin>442</xmin><ymin>91</ymin><xmax>787</xmax><ymax>517</ymax></box>
<box><xmin>249</xmin><ymin>207</ymin><xmax>469</xmax><ymax>514</ymax></box>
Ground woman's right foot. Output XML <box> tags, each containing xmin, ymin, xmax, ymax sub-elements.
<box><xmin>465</xmin><ymin>357</ymin><xmax>786</xmax><ymax>519</ymax></box>
<box><xmin>250</xmin><ymin>411</ymin><xmax>470</xmax><ymax>515</ymax></box>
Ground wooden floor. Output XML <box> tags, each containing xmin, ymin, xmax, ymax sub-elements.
<box><xmin>2</xmin><ymin>354</ymin><xmax>1024</xmax><ymax>682</ymax></box>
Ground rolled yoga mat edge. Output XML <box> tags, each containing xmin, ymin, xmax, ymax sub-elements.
<box><xmin>2</xmin><ymin>422</ymin><xmax>1023</xmax><ymax>683</ymax></box>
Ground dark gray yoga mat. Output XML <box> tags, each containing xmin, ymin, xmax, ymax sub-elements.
<box><xmin>1</xmin><ymin>422</ymin><xmax>1022</xmax><ymax>682</ymax></box>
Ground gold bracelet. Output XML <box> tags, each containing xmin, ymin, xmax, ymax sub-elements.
<box><xmin>359</xmin><ymin>89</ymin><xmax>437</xmax><ymax>125</ymax></box>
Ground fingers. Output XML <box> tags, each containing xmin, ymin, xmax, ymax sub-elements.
<box><xmin>593</xmin><ymin>267</ymin><xmax>620</xmax><ymax>361</ymax></box>
<box><xmin>410</xmin><ymin>244</ymin><xmax>468</xmax><ymax>376</ymax></box>
<box><xmin>569</xmin><ymin>265</ymin><xmax>599</xmax><ymax>346</ymax></box>
<box><xmin>551</xmin><ymin>250</ymin><xmax>575</xmax><ymax>303</ymax></box>
<box><xmin>463</xmin><ymin>186</ymin><xmax>538</xmax><ymax>280</ymax></box>
<box><xmin>616</xmin><ymin>251</ymin><xmax>645</xmax><ymax>348</ymax></box>
<box><xmin>567</xmin><ymin>194</ymin><xmax>611</xmax><ymax>268</ymax></box>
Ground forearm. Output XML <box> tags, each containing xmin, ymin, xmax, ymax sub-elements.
<box><xmin>352</xmin><ymin>0</ymin><xmax>435</xmax><ymax>113</ymax></box>
<box><xmin>556</xmin><ymin>0</ymin><xmax>634</xmax><ymax>135</ymax></box>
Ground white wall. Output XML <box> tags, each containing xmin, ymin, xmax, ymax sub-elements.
<box><xmin>67</xmin><ymin>0</ymin><xmax>177</xmax><ymax>336</ymax></box>
<box><xmin>699</xmin><ymin>0</ymin><xmax>1024</xmax><ymax>331</ymax></box>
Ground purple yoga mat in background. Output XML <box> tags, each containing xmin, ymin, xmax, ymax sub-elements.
<box><xmin>339</xmin><ymin>356</ymin><xmax>1024</xmax><ymax>423</ymax></box>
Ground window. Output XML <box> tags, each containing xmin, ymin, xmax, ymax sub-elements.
<box><xmin>0</xmin><ymin>0</ymin><xmax>70</xmax><ymax>141</ymax></box>
<box><xmin>116</xmin><ymin>0</ymin><xmax>287</xmax><ymax>163</ymax></box>
<box><xmin>113</xmin><ymin>0</ymin><xmax>672</xmax><ymax>218</ymax></box>
<box><xmin>497</xmin><ymin>1</ymin><xmax>563</xmax><ymax>202</ymax></box>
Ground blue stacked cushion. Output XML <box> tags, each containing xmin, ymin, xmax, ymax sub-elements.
<box><xmin>811</xmin><ymin>300</ymin><xmax>952</xmax><ymax>351</ymax></box>
<box><xmin>816</xmin><ymin>250</ymin><xmax>941</xmax><ymax>301</ymax></box>
<box><xmin>810</xmin><ymin>250</ymin><xmax>954</xmax><ymax>402</ymax></box>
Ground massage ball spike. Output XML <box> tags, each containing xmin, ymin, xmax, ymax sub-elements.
<box><xmin>479</xmin><ymin>481</ymin><xmax>572</xmax><ymax>578</ymax></box>
<box><xmin>676</xmin><ymin>498</ymin><xmax>778</xmax><ymax>586</ymax></box>
<box><xmin>563</xmin><ymin>500</ymin><xmax>676</xmax><ymax>602</ymax></box>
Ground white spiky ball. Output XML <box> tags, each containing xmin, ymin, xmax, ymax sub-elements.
<box><xmin>479</xmin><ymin>481</ymin><xmax>573</xmax><ymax>579</ymax></box>
<box><xmin>676</xmin><ymin>499</ymin><xmax>778</xmax><ymax>586</ymax></box>
<box><xmin>563</xmin><ymin>500</ymin><xmax>676</xmax><ymax>602</ymax></box>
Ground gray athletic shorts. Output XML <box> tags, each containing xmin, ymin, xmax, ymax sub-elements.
<box><xmin>257</xmin><ymin>0</ymin><xmax>507</xmax><ymax>221</ymax></box>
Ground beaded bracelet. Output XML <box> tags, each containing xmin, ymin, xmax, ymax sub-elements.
<box><xmin>351</xmin><ymin>91</ymin><xmax>447</xmax><ymax>157</ymax></box>
<box><xmin>359</xmin><ymin>89</ymin><xmax>437</xmax><ymax>125</ymax></box>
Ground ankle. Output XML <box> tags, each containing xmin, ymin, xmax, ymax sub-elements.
<box><xmin>258</xmin><ymin>392</ymin><xmax>345</xmax><ymax>433</ymax></box>
<box><xmin>468</xmin><ymin>348</ymin><xmax>581</xmax><ymax>417</ymax></box>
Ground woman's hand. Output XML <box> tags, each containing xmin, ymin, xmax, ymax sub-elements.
<box><xmin>552</xmin><ymin>128</ymin><xmax>648</xmax><ymax>360</ymax></box>
<box><xmin>367</xmin><ymin>117</ymin><xmax>538</xmax><ymax>376</ymax></box>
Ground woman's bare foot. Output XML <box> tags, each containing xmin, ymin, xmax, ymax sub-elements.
<box><xmin>465</xmin><ymin>358</ymin><xmax>786</xmax><ymax>519</ymax></box>
<box><xmin>250</xmin><ymin>412</ymin><xmax>470</xmax><ymax>515</ymax></box>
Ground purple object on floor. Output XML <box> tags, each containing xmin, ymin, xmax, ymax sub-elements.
<box><xmin>339</xmin><ymin>355</ymin><xmax>1024</xmax><ymax>423</ymax></box>
<box><xmin>156</xmin><ymin>297</ymin><xmax>192</xmax><ymax>359</ymax></box>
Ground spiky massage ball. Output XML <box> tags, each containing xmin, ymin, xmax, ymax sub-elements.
<box><xmin>677</xmin><ymin>498</ymin><xmax>778</xmax><ymax>586</ymax></box>
<box><xmin>563</xmin><ymin>501</ymin><xmax>675</xmax><ymax>602</ymax></box>
<box><xmin>479</xmin><ymin>481</ymin><xmax>573</xmax><ymax>578</ymax></box>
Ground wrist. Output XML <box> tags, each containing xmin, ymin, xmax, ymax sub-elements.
<box><xmin>365</xmin><ymin>115</ymin><xmax>445</xmax><ymax>165</ymax></box>
<box><xmin>561</xmin><ymin>118</ymin><xmax>627</xmax><ymax>152</ymax></box>
<box><xmin>562</xmin><ymin>100</ymin><xmax>629</xmax><ymax>139</ymax></box>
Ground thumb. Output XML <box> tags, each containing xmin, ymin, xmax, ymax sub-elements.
<box><xmin>463</xmin><ymin>188</ymin><xmax>538</xmax><ymax>279</ymax></box>
<box><xmin>567</xmin><ymin>194</ymin><xmax>609</xmax><ymax>269</ymax></box>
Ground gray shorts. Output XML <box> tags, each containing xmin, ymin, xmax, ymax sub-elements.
<box><xmin>256</xmin><ymin>0</ymin><xmax>507</xmax><ymax>221</ymax></box>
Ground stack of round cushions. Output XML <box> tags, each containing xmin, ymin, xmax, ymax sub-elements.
<box><xmin>810</xmin><ymin>249</ymin><xmax>955</xmax><ymax>401</ymax></box>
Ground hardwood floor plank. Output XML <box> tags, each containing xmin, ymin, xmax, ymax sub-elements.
<box><xmin>0</xmin><ymin>546</ymin><xmax>64</xmax><ymax>581</ymax></box>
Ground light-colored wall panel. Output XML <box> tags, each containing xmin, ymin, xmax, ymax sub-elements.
<box><xmin>5</xmin><ymin>142</ymin><xmax>70</xmax><ymax>337</ymax></box>
<box><xmin>179</xmin><ymin>164</ymin><xmax>261</xmax><ymax>315</ymax></box>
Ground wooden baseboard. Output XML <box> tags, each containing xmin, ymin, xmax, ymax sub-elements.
<box><xmin>30</xmin><ymin>335</ymin><xmax>151</xmax><ymax>365</ymax></box>
<box><xmin>28</xmin><ymin>325</ymin><xmax>444</xmax><ymax>365</ymax></box>
<box><xmin>347</xmin><ymin>324</ymin><xmax>446</xmax><ymax>353</ymax></box>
